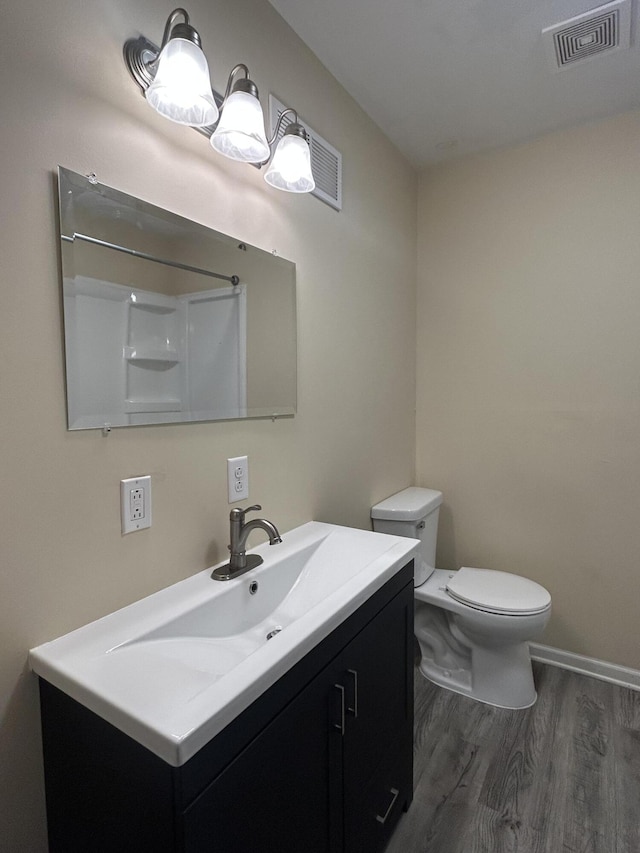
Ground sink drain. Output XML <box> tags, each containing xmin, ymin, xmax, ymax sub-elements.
<box><xmin>266</xmin><ymin>626</ymin><xmax>282</xmax><ymax>640</ymax></box>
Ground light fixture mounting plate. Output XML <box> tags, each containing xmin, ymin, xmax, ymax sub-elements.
<box><xmin>123</xmin><ymin>36</ymin><xmax>160</xmax><ymax>91</ymax></box>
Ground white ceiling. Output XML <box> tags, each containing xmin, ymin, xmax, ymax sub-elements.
<box><xmin>267</xmin><ymin>0</ymin><xmax>640</xmax><ymax>167</ymax></box>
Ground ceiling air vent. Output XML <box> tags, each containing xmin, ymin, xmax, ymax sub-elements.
<box><xmin>269</xmin><ymin>95</ymin><xmax>343</xmax><ymax>211</ymax></box>
<box><xmin>542</xmin><ymin>0</ymin><xmax>631</xmax><ymax>70</ymax></box>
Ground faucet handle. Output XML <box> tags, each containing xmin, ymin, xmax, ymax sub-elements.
<box><xmin>231</xmin><ymin>504</ymin><xmax>262</xmax><ymax>521</ymax></box>
<box><xmin>245</xmin><ymin>504</ymin><xmax>262</xmax><ymax>513</ymax></box>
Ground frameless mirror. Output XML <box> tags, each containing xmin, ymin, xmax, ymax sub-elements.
<box><xmin>58</xmin><ymin>167</ymin><xmax>297</xmax><ymax>430</ymax></box>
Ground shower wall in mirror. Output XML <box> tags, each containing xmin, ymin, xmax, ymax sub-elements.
<box><xmin>58</xmin><ymin>167</ymin><xmax>297</xmax><ymax>429</ymax></box>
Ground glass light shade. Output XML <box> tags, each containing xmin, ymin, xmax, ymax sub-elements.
<box><xmin>264</xmin><ymin>134</ymin><xmax>315</xmax><ymax>193</ymax></box>
<box><xmin>210</xmin><ymin>91</ymin><xmax>270</xmax><ymax>163</ymax></box>
<box><xmin>145</xmin><ymin>38</ymin><xmax>218</xmax><ymax>127</ymax></box>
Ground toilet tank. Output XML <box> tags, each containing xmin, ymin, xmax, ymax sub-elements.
<box><xmin>371</xmin><ymin>487</ymin><xmax>443</xmax><ymax>587</ymax></box>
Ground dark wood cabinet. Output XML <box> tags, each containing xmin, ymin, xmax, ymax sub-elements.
<box><xmin>182</xmin><ymin>651</ymin><xmax>343</xmax><ymax>853</ymax></box>
<box><xmin>341</xmin><ymin>583</ymin><xmax>413</xmax><ymax>853</ymax></box>
<box><xmin>40</xmin><ymin>562</ymin><xmax>414</xmax><ymax>853</ymax></box>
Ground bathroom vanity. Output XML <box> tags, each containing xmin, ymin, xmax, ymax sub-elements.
<box><xmin>31</xmin><ymin>523</ymin><xmax>418</xmax><ymax>852</ymax></box>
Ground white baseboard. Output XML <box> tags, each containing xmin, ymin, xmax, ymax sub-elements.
<box><xmin>530</xmin><ymin>643</ymin><xmax>640</xmax><ymax>692</ymax></box>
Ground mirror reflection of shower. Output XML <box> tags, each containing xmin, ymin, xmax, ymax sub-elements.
<box><xmin>58</xmin><ymin>167</ymin><xmax>297</xmax><ymax>430</ymax></box>
<box><xmin>64</xmin><ymin>275</ymin><xmax>247</xmax><ymax>428</ymax></box>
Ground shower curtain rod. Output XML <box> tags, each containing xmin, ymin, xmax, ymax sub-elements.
<box><xmin>62</xmin><ymin>233</ymin><xmax>240</xmax><ymax>286</ymax></box>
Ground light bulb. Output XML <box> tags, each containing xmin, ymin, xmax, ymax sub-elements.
<box><xmin>264</xmin><ymin>132</ymin><xmax>315</xmax><ymax>193</ymax></box>
<box><xmin>146</xmin><ymin>38</ymin><xmax>218</xmax><ymax>127</ymax></box>
<box><xmin>210</xmin><ymin>90</ymin><xmax>269</xmax><ymax>163</ymax></box>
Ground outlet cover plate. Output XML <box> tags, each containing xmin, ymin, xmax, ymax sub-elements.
<box><xmin>121</xmin><ymin>475</ymin><xmax>152</xmax><ymax>534</ymax></box>
<box><xmin>227</xmin><ymin>456</ymin><xmax>249</xmax><ymax>503</ymax></box>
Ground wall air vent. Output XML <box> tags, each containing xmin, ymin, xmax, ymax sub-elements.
<box><xmin>542</xmin><ymin>0</ymin><xmax>631</xmax><ymax>70</ymax></box>
<box><xmin>269</xmin><ymin>95</ymin><xmax>343</xmax><ymax>211</ymax></box>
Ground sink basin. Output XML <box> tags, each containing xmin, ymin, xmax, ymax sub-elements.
<box><xmin>30</xmin><ymin>521</ymin><xmax>419</xmax><ymax>765</ymax></box>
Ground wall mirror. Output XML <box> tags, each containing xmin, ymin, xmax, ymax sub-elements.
<box><xmin>58</xmin><ymin>167</ymin><xmax>297</xmax><ymax>430</ymax></box>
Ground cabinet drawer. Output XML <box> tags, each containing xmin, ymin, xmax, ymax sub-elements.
<box><xmin>344</xmin><ymin>738</ymin><xmax>412</xmax><ymax>853</ymax></box>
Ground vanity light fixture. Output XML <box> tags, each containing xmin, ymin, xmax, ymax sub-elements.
<box><xmin>124</xmin><ymin>8</ymin><xmax>315</xmax><ymax>193</ymax></box>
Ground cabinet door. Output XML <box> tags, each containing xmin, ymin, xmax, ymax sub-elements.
<box><xmin>182</xmin><ymin>657</ymin><xmax>344</xmax><ymax>853</ymax></box>
<box><xmin>341</xmin><ymin>584</ymin><xmax>413</xmax><ymax>853</ymax></box>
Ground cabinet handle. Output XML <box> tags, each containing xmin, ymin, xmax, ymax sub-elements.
<box><xmin>376</xmin><ymin>787</ymin><xmax>400</xmax><ymax>825</ymax></box>
<box><xmin>333</xmin><ymin>683</ymin><xmax>345</xmax><ymax>736</ymax></box>
<box><xmin>346</xmin><ymin>669</ymin><xmax>358</xmax><ymax>718</ymax></box>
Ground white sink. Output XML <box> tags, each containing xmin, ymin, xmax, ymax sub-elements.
<box><xmin>29</xmin><ymin>521</ymin><xmax>419</xmax><ymax>766</ymax></box>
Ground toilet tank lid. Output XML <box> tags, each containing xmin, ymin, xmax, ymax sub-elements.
<box><xmin>371</xmin><ymin>487</ymin><xmax>443</xmax><ymax>521</ymax></box>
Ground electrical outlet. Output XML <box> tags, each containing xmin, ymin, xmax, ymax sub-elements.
<box><xmin>121</xmin><ymin>476</ymin><xmax>152</xmax><ymax>534</ymax></box>
<box><xmin>131</xmin><ymin>488</ymin><xmax>144</xmax><ymax>519</ymax></box>
<box><xmin>227</xmin><ymin>456</ymin><xmax>249</xmax><ymax>502</ymax></box>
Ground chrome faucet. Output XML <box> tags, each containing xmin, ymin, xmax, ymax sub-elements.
<box><xmin>211</xmin><ymin>504</ymin><xmax>282</xmax><ymax>581</ymax></box>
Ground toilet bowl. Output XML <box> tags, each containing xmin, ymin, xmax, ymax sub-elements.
<box><xmin>371</xmin><ymin>487</ymin><xmax>551</xmax><ymax>709</ymax></box>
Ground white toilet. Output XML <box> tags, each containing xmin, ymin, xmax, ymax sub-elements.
<box><xmin>371</xmin><ymin>487</ymin><xmax>551</xmax><ymax>709</ymax></box>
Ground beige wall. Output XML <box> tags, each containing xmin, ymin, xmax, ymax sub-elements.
<box><xmin>0</xmin><ymin>0</ymin><xmax>417</xmax><ymax>847</ymax></box>
<box><xmin>416</xmin><ymin>110</ymin><xmax>640</xmax><ymax>671</ymax></box>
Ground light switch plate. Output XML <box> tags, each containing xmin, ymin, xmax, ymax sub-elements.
<box><xmin>227</xmin><ymin>456</ymin><xmax>249</xmax><ymax>502</ymax></box>
<box><xmin>121</xmin><ymin>475</ymin><xmax>152</xmax><ymax>534</ymax></box>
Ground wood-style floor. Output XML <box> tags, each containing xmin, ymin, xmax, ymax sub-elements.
<box><xmin>386</xmin><ymin>662</ymin><xmax>640</xmax><ymax>853</ymax></box>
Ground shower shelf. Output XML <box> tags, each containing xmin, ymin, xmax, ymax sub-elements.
<box><xmin>129</xmin><ymin>298</ymin><xmax>177</xmax><ymax>314</ymax></box>
<box><xmin>124</xmin><ymin>346</ymin><xmax>179</xmax><ymax>365</ymax></box>
<box><xmin>125</xmin><ymin>399</ymin><xmax>182</xmax><ymax>413</ymax></box>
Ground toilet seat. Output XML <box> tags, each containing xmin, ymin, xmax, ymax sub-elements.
<box><xmin>446</xmin><ymin>567</ymin><xmax>551</xmax><ymax>615</ymax></box>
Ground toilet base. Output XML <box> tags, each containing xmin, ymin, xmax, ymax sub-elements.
<box><xmin>418</xmin><ymin>641</ymin><xmax>538</xmax><ymax>710</ymax></box>
<box><xmin>414</xmin><ymin>569</ymin><xmax>548</xmax><ymax>710</ymax></box>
